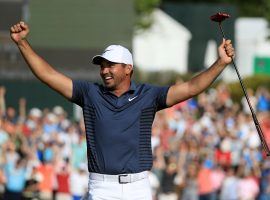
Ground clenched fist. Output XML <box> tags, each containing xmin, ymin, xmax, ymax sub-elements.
<box><xmin>10</xmin><ymin>21</ymin><xmax>29</xmax><ymax>44</ymax></box>
<box><xmin>218</xmin><ymin>39</ymin><xmax>235</xmax><ymax>65</ymax></box>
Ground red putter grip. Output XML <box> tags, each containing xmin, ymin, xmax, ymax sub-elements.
<box><xmin>210</xmin><ymin>12</ymin><xmax>230</xmax><ymax>22</ymax></box>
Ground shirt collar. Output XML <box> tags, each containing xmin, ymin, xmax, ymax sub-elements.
<box><xmin>129</xmin><ymin>81</ymin><xmax>136</xmax><ymax>93</ymax></box>
<box><xmin>101</xmin><ymin>81</ymin><xmax>136</xmax><ymax>94</ymax></box>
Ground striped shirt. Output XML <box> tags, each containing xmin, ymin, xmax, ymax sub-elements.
<box><xmin>71</xmin><ymin>80</ymin><xmax>169</xmax><ymax>175</ymax></box>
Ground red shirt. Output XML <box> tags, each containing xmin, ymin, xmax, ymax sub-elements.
<box><xmin>215</xmin><ymin>149</ymin><xmax>231</xmax><ymax>166</ymax></box>
<box><xmin>56</xmin><ymin>172</ymin><xmax>70</xmax><ymax>193</ymax></box>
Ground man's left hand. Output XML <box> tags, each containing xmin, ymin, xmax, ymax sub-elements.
<box><xmin>218</xmin><ymin>39</ymin><xmax>235</xmax><ymax>65</ymax></box>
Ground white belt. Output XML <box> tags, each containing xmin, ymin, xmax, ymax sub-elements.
<box><xmin>89</xmin><ymin>171</ymin><xmax>148</xmax><ymax>184</ymax></box>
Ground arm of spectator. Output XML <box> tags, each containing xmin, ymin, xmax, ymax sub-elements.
<box><xmin>0</xmin><ymin>86</ymin><xmax>6</xmax><ymax>117</ymax></box>
<box><xmin>166</xmin><ymin>39</ymin><xmax>234</xmax><ymax>107</ymax></box>
<box><xmin>0</xmin><ymin>169</ymin><xmax>6</xmax><ymax>185</ymax></box>
<box><xmin>155</xmin><ymin>146</ymin><xmax>166</xmax><ymax>170</ymax></box>
<box><xmin>1</xmin><ymin>143</ymin><xmax>8</xmax><ymax>165</ymax></box>
<box><xmin>18</xmin><ymin>133</ymin><xmax>29</xmax><ymax>155</ymax></box>
<box><xmin>18</xmin><ymin>98</ymin><xmax>26</xmax><ymax>123</ymax></box>
<box><xmin>10</xmin><ymin>22</ymin><xmax>73</xmax><ymax>100</ymax></box>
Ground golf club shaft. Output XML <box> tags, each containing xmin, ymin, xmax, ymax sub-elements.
<box><xmin>218</xmin><ymin>23</ymin><xmax>270</xmax><ymax>156</ymax></box>
<box><xmin>233</xmin><ymin>58</ymin><xmax>270</xmax><ymax>155</ymax></box>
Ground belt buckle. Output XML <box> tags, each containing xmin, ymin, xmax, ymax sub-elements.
<box><xmin>118</xmin><ymin>174</ymin><xmax>129</xmax><ymax>184</ymax></box>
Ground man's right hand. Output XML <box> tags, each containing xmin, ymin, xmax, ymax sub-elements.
<box><xmin>9</xmin><ymin>21</ymin><xmax>73</xmax><ymax>100</ymax></box>
<box><xmin>10</xmin><ymin>21</ymin><xmax>29</xmax><ymax>44</ymax></box>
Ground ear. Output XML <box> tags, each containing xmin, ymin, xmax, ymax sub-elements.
<box><xmin>125</xmin><ymin>64</ymin><xmax>133</xmax><ymax>75</ymax></box>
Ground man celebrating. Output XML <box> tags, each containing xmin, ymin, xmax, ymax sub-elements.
<box><xmin>10</xmin><ymin>21</ymin><xmax>234</xmax><ymax>200</ymax></box>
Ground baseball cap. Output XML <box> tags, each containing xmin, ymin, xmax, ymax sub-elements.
<box><xmin>92</xmin><ymin>45</ymin><xmax>133</xmax><ymax>66</ymax></box>
<box><xmin>29</xmin><ymin>108</ymin><xmax>42</xmax><ymax>118</ymax></box>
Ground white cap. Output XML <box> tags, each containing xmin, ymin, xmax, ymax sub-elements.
<box><xmin>46</xmin><ymin>113</ymin><xmax>58</xmax><ymax>123</ymax></box>
<box><xmin>29</xmin><ymin>108</ymin><xmax>42</xmax><ymax>118</ymax></box>
<box><xmin>92</xmin><ymin>45</ymin><xmax>133</xmax><ymax>66</ymax></box>
<box><xmin>53</xmin><ymin>106</ymin><xmax>64</xmax><ymax>115</ymax></box>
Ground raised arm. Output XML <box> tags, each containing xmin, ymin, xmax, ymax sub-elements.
<box><xmin>10</xmin><ymin>21</ymin><xmax>72</xmax><ymax>100</ymax></box>
<box><xmin>0</xmin><ymin>86</ymin><xmax>6</xmax><ymax>117</ymax></box>
<box><xmin>166</xmin><ymin>39</ymin><xmax>234</xmax><ymax>107</ymax></box>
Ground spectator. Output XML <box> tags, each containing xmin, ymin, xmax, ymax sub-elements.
<box><xmin>237</xmin><ymin>165</ymin><xmax>260</xmax><ymax>200</ymax></box>
<box><xmin>220</xmin><ymin>167</ymin><xmax>239</xmax><ymax>200</ymax></box>
<box><xmin>56</xmin><ymin>164</ymin><xmax>71</xmax><ymax>200</ymax></box>
<box><xmin>211</xmin><ymin>164</ymin><xmax>225</xmax><ymax>199</ymax></box>
<box><xmin>158</xmin><ymin>155</ymin><xmax>178</xmax><ymax>200</ymax></box>
<box><xmin>25</xmin><ymin>108</ymin><xmax>42</xmax><ymax>132</ymax></box>
<box><xmin>69</xmin><ymin>164</ymin><xmax>88</xmax><ymax>200</ymax></box>
<box><xmin>197</xmin><ymin>159</ymin><xmax>215</xmax><ymax>200</ymax></box>
<box><xmin>148</xmin><ymin>171</ymin><xmax>160</xmax><ymax>200</ymax></box>
<box><xmin>37</xmin><ymin>159</ymin><xmax>55</xmax><ymax>200</ymax></box>
<box><xmin>0</xmin><ymin>168</ymin><xmax>6</xmax><ymax>200</ymax></box>
<box><xmin>259</xmin><ymin>161</ymin><xmax>270</xmax><ymax>200</ymax></box>
<box><xmin>182</xmin><ymin>163</ymin><xmax>198</xmax><ymax>200</ymax></box>
<box><xmin>71</xmin><ymin>134</ymin><xmax>87</xmax><ymax>169</ymax></box>
<box><xmin>23</xmin><ymin>164</ymin><xmax>42</xmax><ymax>200</ymax></box>
<box><xmin>4</xmin><ymin>158</ymin><xmax>27</xmax><ymax>200</ymax></box>
<box><xmin>256</xmin><ymin>87</ymin><xmax>270</xmax><ymax>112</ymax></box>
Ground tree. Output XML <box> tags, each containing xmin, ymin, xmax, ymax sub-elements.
<box><xmin>264</xmin><ymin>0</ymin><xmax>270</xmax><ymax>23</ymax></box>
<box><xmin>135</xmin><ymin>0</ymin><xmax>161</xmax><ymax>30</ymax></box>
<box><xmin>162</xmin><ymin>0</ymin><xmax>268</xmax><ymax>18</ymax></box>
<box><xmin>134</xmin><ymin>0</ymin><xmax>270</xmax><ymax>34</ymax></box>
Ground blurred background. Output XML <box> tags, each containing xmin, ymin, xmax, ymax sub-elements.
<box><xmin>0</xmin><ymin>0</ymin><xmax>270</xmax><ymax>199</ymax></box>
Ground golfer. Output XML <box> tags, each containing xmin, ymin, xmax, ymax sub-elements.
<box><xmin>10</xmin><ymin>21</ymin><xmax>234</xmax><ymax>200</ymax></box>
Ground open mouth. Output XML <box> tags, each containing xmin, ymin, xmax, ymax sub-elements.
<box><xmin>105</xmin><ymin>76</ymin><xmax>112</xmax><ymax>80</ymax></box>
<box><xmin>103</xmin><ymin>76</ymin><xmax>113</xmax><ymax>83</ymax></box>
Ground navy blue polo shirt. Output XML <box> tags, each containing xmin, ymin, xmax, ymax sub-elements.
<box><xmin>71</xmin><ymin>80</ymin><xmax>169</xmax><ymax>175</ymax></box>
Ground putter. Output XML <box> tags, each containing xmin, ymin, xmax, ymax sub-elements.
<box><xmin>210</xmin><ymin>12</ymin><xmax>270</xmax><ymax>156</ymax></box>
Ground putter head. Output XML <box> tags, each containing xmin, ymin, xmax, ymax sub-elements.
<box><xmin>210</xmin><ymin>12</ymin><xmax>230</xmax><ymax>23</ymax></box>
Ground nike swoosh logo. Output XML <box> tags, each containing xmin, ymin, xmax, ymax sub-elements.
<box><xmin>128</xmin><ymin>96</ymin><xmax>138</xmax><ymax>101</ymax></box>
<box><xmin>103</xmin><ymin>49</ymin><xmax>111</xmax><ymax>54</ymax></box>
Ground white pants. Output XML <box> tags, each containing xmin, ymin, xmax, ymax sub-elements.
<box><xmin>158</xmin><ymin>193</ymin><xmax>178</xmax><ymax>200</ymax></box>
<box><xmin>82</xmin><ymin>172</ymin><xmax>152</xmax><ymax>200</ymax></box>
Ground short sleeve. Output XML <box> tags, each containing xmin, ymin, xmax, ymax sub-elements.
<box><xmin>70</xmin><ymin>80</ymin><xmax>92</xmax><ymax>107</ymax></box>
<box><xmin>154</xmin><ymin>86</ymin><xmax>170</xmax><ymax>111</ymax></box>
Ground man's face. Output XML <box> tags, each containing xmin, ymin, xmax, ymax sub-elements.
<box><xmin>100</xmin><ymin>60</ymin><xmax>128</xmax><ymax>90</ymax></box>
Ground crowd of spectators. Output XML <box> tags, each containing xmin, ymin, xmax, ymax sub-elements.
<box><xmin>0</xmin><ymin>83</ymin><xmax>270</xmax><ymax>200</ymax></box>
<box><xmin>150</xmin><ymin>83</ymin><xmax>270</xmax><ymax>200</ymax></box>
<box><xmin>0</xmin><ymin>86</ymin><xmax>88</xmax><ymax>200</ymax></box>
